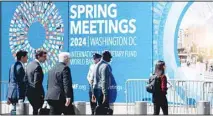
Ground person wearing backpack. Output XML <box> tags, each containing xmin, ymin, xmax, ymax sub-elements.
<box><xmin>150</xmin><ymin>60</ymin><xmax>168</xmax><ymax>115</ymax></box>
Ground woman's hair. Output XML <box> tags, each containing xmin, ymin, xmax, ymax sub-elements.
<box><xmin>154</xmin><ymin>60</ymin><xmax>165</xmax><ymax>76</ymax></box>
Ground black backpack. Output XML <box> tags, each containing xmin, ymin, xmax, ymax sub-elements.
<box><xmin>146</xmin><ymin>75</ymin><xmax>161</xmax><ymax>93</ymax></box>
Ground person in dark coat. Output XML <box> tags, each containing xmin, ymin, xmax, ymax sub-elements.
<box><xmin>152</xmin><ymin>60</ymin><xmax>168</xmax><ymax>115</ymax></box>
<box><xmin>25</xmin><ymin>50</ymin><xmax>47</xmax><ymax>115</ymax></box>
<box><xmin>46</xmin><ymin>52</ymin><xmax>74</xmax><ymax>115</ymax></box>
<box><xmin>7</xmin><ymin>50</ymin><xmax>28</xmax><ymax>114</ymax></box>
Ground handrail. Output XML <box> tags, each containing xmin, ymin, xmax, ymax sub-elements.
<box><xmin>126</xmin><ymin>79</ymin><xmax>213</xmax><ymax>82</ymax></box>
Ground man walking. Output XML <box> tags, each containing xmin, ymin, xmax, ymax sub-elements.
<box><xmin>7</xmin><ymin>50</ymin><xmax>28</xmax><ymax>114</ymax></box>
<box><xmin>25</xmin><ymin>50</ymin><xmax>47</xmax><ymax>115</ymax></box>
<box><xmin>46</xmin><ymin>52</ymin><xmax>74</xmax><ymax>115</ymax></box>
<box><xmin>92</xmin><ymin>51</ymin><xmax>113</xmax><ymax>110</ymax></box>
<box><xmin>87</xmin><ymin>53</ymin><xmax>102</xmax><ymax>115</ymax></box>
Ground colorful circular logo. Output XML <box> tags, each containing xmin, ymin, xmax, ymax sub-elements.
<box><xmin>9</xmin><ymin>2</ymin><xmax>64</xmax><ymax>73</ymax></box>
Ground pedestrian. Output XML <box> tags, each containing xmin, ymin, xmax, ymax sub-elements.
<box><xmin>92</xmin><ymin>51</ymin><xmax>114</xmax><ymax>115</ymax></box>
<box><xmin>87</xmin><ymin>53</ymin><xmax>102</xmax><ymax>115</ymax></box>
<box><xmin>46</xmin><ymin>52</ymin><xmax>74</xmax><ymax>115</ymax></box>
<box><xmin>25</xmin><ymin>50</ymin><xmax>47</xmax><ymax>115</ymax></box>
<box><xmin>152</xmin><ymin>60</ymin><xmax>168</xmax><ymax>115</ymax></box>
<box><xmin>7</xmin><ymin>50</ymin><xmax>28</xmax><ymax>114</ymax></box>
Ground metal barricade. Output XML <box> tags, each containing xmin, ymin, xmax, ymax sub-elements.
<box><xmin>0</xmin><ymin>81</ymin><xmax>48</xmax><ymax>114</ymax></box>
<box><xmin>0</xmin><ymin>81</ymin><xmax>48</xmax><ymax>101</ymax></box>
<box><xmin>1</xmin><ymin>79</ymin><xmax>213</xmax><ymax>114</ymax></box>
<box><xmin>1</xmin><ymin>81</ymin><xmax>9</xmax><ymax>101</ymax></box>
<box><xmin>125</xmin><ymin>79</ymin><xmax>213</xmax><ymax>114</ymax></box>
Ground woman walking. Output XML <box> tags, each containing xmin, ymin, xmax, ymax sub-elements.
<box><xmin>152</xmin><ymin>60</ymin><xmax>168</xmax><ymax>115</ymax></box>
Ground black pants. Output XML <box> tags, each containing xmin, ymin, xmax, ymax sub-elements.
<box><xmin>27</xmin><ymin>95</ymin><xmax>44</xmax><ymax>115</ymax></box>
<box><xmin>28</xmin><ymin>98</ymin><xmax>44</xmax><ymax>115</ymax></box>
<box><xmin>153</xmin><ymin>96</ymin><xmax>168</xmax><ymax>115</ymax></box>
<box><xmin>48</xmin><ymin>100</ymin><xmax>65</xmax><ymax>115</ymax></box>
<box><xmin>89</xmin><ymin>86</ymin><xmax>97</xmax><ymax>115</ymax></box>
<box><xmin>27</xmin><ymin>87</ymin><xmax>44</xmax><ymax>115</ymax></box>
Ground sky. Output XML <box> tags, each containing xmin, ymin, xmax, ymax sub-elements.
<box><xmin>180</xmin><ymin>2</ymin><xmax>213</xmax><ymax>29</ymax></box>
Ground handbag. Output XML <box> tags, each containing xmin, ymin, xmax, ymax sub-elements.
<box><xmin>64</xmin><ymin>103</ymin><xmax>75</xmax><ymax>115</ymax></box>
<box><xmin>94</xmin><ymin>105</ymin><xmax>113</xmax><ymax>115</ymax></box>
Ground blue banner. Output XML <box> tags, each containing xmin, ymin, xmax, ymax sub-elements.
<box><xmin>68</xmin><ymin>2</ymin><xmax>153</xmax><ymax>102</ymax></box>
<box><xmin>3</xmin><ymin>1</ymin><xmax>208</xmax><ymax>104</ymax></box>
<box><xmin>1</xmin><ymin>1</ymin><xmax>152</xmax><ymax>102</ymax></box>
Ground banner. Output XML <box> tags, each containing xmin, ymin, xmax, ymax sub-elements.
<box><xmin>69</xmin><ymin>2</ymin><xmax>153</xmax><ymax>102</ymax></box>
<box><xmin>2</xmin><ymin>1</ymin><xmax>213</xmax><ymax>103</ymax></box>
<box><xmin>1</xmin><ymin>2</ymin><xmax>152</xmax><ymax>102</ymax></box>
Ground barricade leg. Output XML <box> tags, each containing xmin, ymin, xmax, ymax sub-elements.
<box><xmin>134</xmin><ymin>101</ymin><xmax>147</xmax><ymax>115</ymax></box>
<box><xmin>197</xmin><ymin>101</ymin><xmax>210</xmax><ymax>115</ymax></box>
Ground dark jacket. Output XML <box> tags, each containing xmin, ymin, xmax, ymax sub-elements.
<box><xmin>25</xmin><ymin>61</ymin><xmax>44</xmax><ymax>97</ymax></box>
<box><xmin>7</xmin><ymin>61</ymin><xmax>26</xmax><ymax>102</ymax></box>
<box><xmin>152</xmin><ymin>75</ymin><xmax>168</xmax><ymax>103</ymax></box>
<box><xmin>46</xmin><ymin>62</ymin><xmax>74</xmax><ymax>102</ymax></box>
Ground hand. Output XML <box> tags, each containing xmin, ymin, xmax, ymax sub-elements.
<box><xmin>91</xmin><ymin>94</ymin><xmax>96</xmax><ymax>103</ymax></box>
<box><xmin>7</xmin><ymin>99</ymin><xmax>11</xmax><ymax>105</ymax></box>
<box><xmin>65</xmin><ymin>98</ymin><xmax>71</xmax><ymax>107</ymax></box>
<box><xmin>89</xmin><ymin>80</ymin><xmax>94</xmax><ymax>85</ymax></box>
